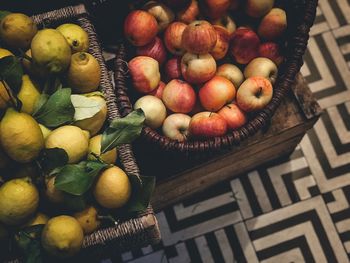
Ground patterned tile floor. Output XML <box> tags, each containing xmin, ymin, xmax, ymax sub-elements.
<box><xmin>101</xmin><ymin>1</ymin><xmax>350</xmax><ymax>262</ymax></box>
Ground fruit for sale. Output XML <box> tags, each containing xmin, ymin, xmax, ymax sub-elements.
<box><xmin>216</xmin><ymin>63</ymin><xmax>244</xmax><ymax>88</ymax></box>
<box><xmin>211</xmin><ymin>15</ymin><xmax>236</xmax><ymax>36</ymax></box>
<box><xmin>56</xmin><ymin>23</ymin><xmax>89</xmax><ymax>53</ymax></box>
<box><xmin>162</xmin><ymin>113</ymin><xmax>191</xmax><ymax>142</ymax></box>
<box><xmin>31</xmin><ymin>29</ymin><xmax>71</xmax><ymax>74</ymax></box>
<box><xmin>93</xmin><ymin>166</ymin><xmax>132</xmax><ymax>209</ymax></box>
<box><xmin>164</xmin><ymin>21</ymin><xmax>187</xmax><ymax>55</ymax></box>
<box><xmin>143</xmin><ymin>1</ymin><xmax>175</xmax><ymax>32</ymax></box>
<box><xmin>258</xmin><ymin>8</ymin><xmax>287</xmax><ymax>40</ymax></box>
<box><xmin>41</xmin><ymin>216</ymin><xmax>84</xmax><ymax>258</ymax></box>
<box><xmin>199</xmin><ymin>76</ymin><xmax>236</xmax><ymax>111</ymax></box>
<box><xmin>163</xmin><ymin>0</ymin><xmax>191</xmax><ymax>11</ymax></box>
<box><xmin>128</xmin><ymin>56</ymin><xmax>161</xmax><ymax>93</ymax></box>
<box><xmin>24</xmin><ymin>213</ymin><xmax>49</xmax><ymax>227</ymax></box>
<box><xmin>67</xmin><ymin>52</ymin><xmax>101</xmax><ymax>94</ymax></box>
<box><xmin>74</xmin><ymin>93</ymin><xmax>107</xmax><ymax>136</ymax></box>
<box><xmin>45</xmin><ymin>125</ymin><xmax>89</xmax><ymax>164</ymax></box>
<box><xmin>88</xmin><ymin>134</ymin><xmax>117</xmax><ymax>164</ymax></box>
<box><xmin>230</xmin><ymin>27</ymin><xmax>260</xmax><ymax>64</ymax></box>
<box><xmin>17</xmin><ymin>75</ymin><xmax>40</xmax><ymax>115</ymax></box>
<box><xmin>134</xmin><ymin>95</ymin><xmax>167</xmax><ymax>129</ymax></box>
<box><xmin>177</xmin><ymin>0</ymin><xmax>199</xmax><ymax>24</ymax></box>
<box><xmin>0</xmin><ymin>177</ymin><xmax>39</xmax><ymax>226</ymax></box>
<box><xmin>149</xmin><ymin>81</ymin><xmax>166</xmax><ymax>99</ymax></box>
<box><xmin>39</xmin><ymin>124</ymin><xmax>52</xmax><ymax>140</ymax></box>
<box><xmin>162</xmin><ymin>79</ymin><xmax>196</xmax><ymax>113</ymax></box>
<box><xmin>136</xmin><ymin>37</ymin><xmax>167</xmax><ymax>65</ymax></box>
<box><xmin>45</xmin><ymin>177</ymin><xmax>65</xmax><ymax>204</ymax></box>
<box><xmin>258</xmin><ymin>42</ymin><xmax>284</xmax><ymax>65</ymax></box>
<box><xmin>0</xmin><ymin>81</ymin><xmax>11</xmax><ymax>110</ymax></box>
<box><xmin>0</xmin><ymin>48</ymin><xmax>13</xmax><ymax>58</ymax></box>
<box><xmin>244</xmin><ymin>57</ymin><xmax>278</xmax><ymax>84</ymax></box>
<box><xmin>181</xmin><ymin>20</ymin><xmax>217</xmax><ymax>54</ymax></box>
<box><xmin>0</xmin><ymin>13</ymin><xmax>37</xmax><ymax>49</ymax></box>
<box><xmin>189</xmin><ymin>112</ymin><xmax>227</xmax><ymax>138</ymax></box>
<box><xmin>201</xmin><ymin>0</ymin><xmax>231</xmax><ymax>20</ymax></box>
<box><xmin>181</xmin><ymin>52</ymin><xmax>216</xmax><ymax>84</ymax></box>
<box><xmin>21</xmin><ymin>49</ymin><xmax>47</xmax><ymax>78</ymax></box>
<box><xmin>124</xmin><ymin>10</ymin><xmax>158</xmax><ymax>46</ymax></box>
<box><xmin>218</xmin><ymin>103</ymin><xmax>247</xmax><ymax>130</ymax></box>
<box><xmin>210</xmin><ymin>26</ymin><xmax>230</xmax><ymax>60</ymax></box>
<box><xmin>0</xmin><ymin>108</ymin><xmax>44</xmax><ymax>163</ymax></box>
<box><xmin>246</xmin><ymin>0</ymin><xmax>274</xmax><ymax>18</ymax></box>
<box><xmin>236</xmin><ymin>76</ymin><xmax>273</xmax><ymax>112</ymax></box>
<box><xmin>73</xmin><ymin>206</ymin><xmax>101</xmax><ymax>235</ymax></box>
<box><xmin>164</xmin><ymin>57</ymin><xmax>182</xmax><ymax>81</ymax></box>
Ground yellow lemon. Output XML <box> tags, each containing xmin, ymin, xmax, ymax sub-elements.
<box><xmin>31</xmin><ymin>29</ymin><xmax>71</xmax><ymax>74</ymax></box>
<box><xmin>39</xmin><ymin>124</ymin><xmax>52</xmax><ymax>140</ymax></box>
<box><xmin>88</xmin><ymin>134</ymin><xmax>117</xmax><ymax>164</ymax></box>
<box><xmin>56</xmin><ymin>23</ymin><xmax>89</xmax><ymax>53</ymax></box>
<box><xmin>74</xmin><ymin>94</ymin><xmax>107</xmax><ymax>136</ymax></box>
<box><xmin>45</xmin><ymin>125</ymin><xmax>89</xmax><ymax>164</ymax></box>
<box><xmin>17</xmin><ymin>75</ymin><xmax>41</xmax><ymax>114</ymax></box>
<box><xmin>0</xmin><ymin>108</ymin><xmax>44</xmax><ymax>163</ymax></box>
<box><xmin>0</xmin><ymin>81</ymin><xmax>12</xmax><ymax>110</ymax></box>
<box><xmin>73</xmin><ymin>206</ymin><xmax>101</xmax><ymax>235</ymax></box>
<box><xmin>0</xmin><ymin>48</ymin><xmax>13</xmax><ymax>58</ymax></box>
<box><xmin>0</xmin><ymin>13</ymin><xmax>37</xmax><ymax>49</ymax></box>
<box><xmin>24</xmin><ymin>212</ymin><xmax>49</xmax><ymax>227</ymax></box>
<box><xmin>0</xmin><ymin>177</ymin><xmax>39</xmax><ymax>225</ymax></box>
<box><xmin>41</xmin><ymin>215</ymin><xmax>84</xmax><ymax>258</ymax></box>
<box><xmin>93</xmin><ymin>166</ymin><xmax>131</xmax><ymax>209</ymax></box>
<box><xmin>45</xmin><ymin>176</ymin><xmax>65</xmax><ymax>204</ymax></box>
<box><xmin>67</xmin><ymin>52</ymin><xmax>101</xmax><ymax>94</ymax></box>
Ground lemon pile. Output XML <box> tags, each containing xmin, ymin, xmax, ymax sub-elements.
<box><xmin>0</xmin><ymin>13</ymin><xmax>132</xmax><ymax>259</ymax></box>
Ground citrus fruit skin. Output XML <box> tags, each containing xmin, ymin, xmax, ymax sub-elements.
<box><xmin>0</xmin><ymin>48</ymin><xmax>13</xmax><ymax>58</ymax></box>
<box><xmin>45</xmin><ymin>125</ymin><xmax>89</xmax><ymax>164</ymax></box>
<box><xmin>39</xmin><ymin>124</ymin><xmax>52</xmax><ymax>140</ymax></box>
<box><xmin>93</xmin><ymin>166</ymin><xmax>132</xmax><ymax>209</ymax></box>
<box><xmin>0</xmin><ymin>81</ymin><xmax>11</xmax><ymax>110</ymax></box>
<box><xmin>67</xmin><ymin>52</ymin><xmax>101</xmax><ymax>94</ymax></box>
<box><xmin>0</xmin><ymin>108</ymin><xmax>44</xmax><ymax>163</ymax></box>
<box><xmin>56</xmin><ymin>23</ymin><xmax>89</xmax><ymax>53</ymax></box>
<box><xmin>88</xmin><ymin>134</ymin><xmax>117</xmax><ymax>164</ymax></box>
<box><xmin>31</xmin><ymin>29</ymin><xmax>71</xmax><ymax>74</ymax></box>
<box><xmin>22</xmin><ymin>49</ymin><xmax>48</xmax><ymax>78</ymax></box>
<box><xmin>17</xmin><ymin>75</ymin><xmax>41</xmax><ymax>115</ymax></box>
<box><xmin>0</xmin><ymin>177</ymin><xmax>39</xmax><ymax>226</ymax></box>
<box><xmin>24</xmin><ymin>212</ymin><xmax>49</xmax><ymax>227</ymax></box>
<box><xmin>73</xmin><ymin>206</ymin><xmax>101</xmax><ymax>235</ymax></box>
<box><xmin>0</xmin><ymin>13</ymin><xmax>37</xmax><ymax>49</ymax></box>
<box><xmin>74</xmin><ymin>95</ymin><xmax>107</xmax><ymax>136</ymax></box>
<box><xmin>41</xmin><ymin>215</ymin><xmax>84</xmax><ymax>258</ymax></box>
<box><xmin>45</xmin><ymin>176</ymin><xmax>65</xmax><ymax>204</ymax></box>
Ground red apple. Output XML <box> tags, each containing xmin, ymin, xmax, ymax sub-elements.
<box><xmin>259</xmin><ymin>42</ymin><xmax>284</xmax><ymax>65</ymax></box>
<box><xmin>164</xmin><ymin>57</ymin><xmax>182</xmax><ymax>81</ymax></box>
<box><xmin>181</xmin><ymin>20</ymin><xmax>217</xmax><ymax>54</ymax></box>
<box><xmin>211</xmin><ymin>15</ymin><xmax>236</xmax><ymax>36</ymax></box>
<box><xmin>258</xmin><ymin>8</ymin><xmax>287</xmax><ymax>40</ymax></box>
<box><xmin>136</xmin><ymin>37</ymin><xmax>167</xmax><ymax>65</ymax></box>
<box><xmin>244</xmin><ymin>57</ymin><xmax>278</xmax><ymax>84</ymax></box>
<box><xmin>230</xmin><ymin>27</ymin><xmax>260</xmax><ymax>64</ymax></box>
<box><xmin>164</xmin><ymin>22</ymin><xmax>187</xmax><ymax>55</ymax></box>
<box><xmin>162</xmin><ymin>79</ymin><xmax>196</xmax><ymax>113</ymax></box>
<box><xmin>246</xmin><ymin>0</ymin><xmax>274</xmax><ymax>18</ymax></box>
<box><xmin>236</xmin><ymin>76</ymin><xmax>273</xmax><ymax>112</ymax></box>
<box><xmin>201</xmin><ymin>0</ymin><xmax>231</xmax><ymax>20</ymax></box>
<box><xmin>162</xmin><ymin>113</ymin><xmax>191</xmax><ymax>141</ymax></box>
<box><xmin>163</xmin><ymin>0</ymin><xmax>191</xmax><ymax>11</ymax></box>
<box><xmin>216</xmin><ymin>63</ymin><xmax>244</xmax><ymax>89</ymax></box>
<box><xmin>189</xmin><ymin>112</ymin><xmax>228</xmax><ymax>138</ymax></box>
<box><xmin>210</xmin><ymin>26</ymin><xmax>230</xmax><ymax>60</ymax></box>
<box><xmin>181</xmin><ymin>52</ymin><xmax>217</xmax><ymax>84</ymax></box>
<box><xmin>149</xmin><ymin>81</ymin><xmax>166</xmax><ymax>99</ymax></box>
<box><xmin>128</xmin><ymin>56</ymin><xmax>160</xmax><ymax>93</ymax></box>
<box><xmin>177</xmin><ymin>0</ymin><xmax>200</xmax><ymax>24</ymax></box>
<box><xmin>218</xmin><ymin>103</ymin><xmax>247</xmax><ymax>130</ymax></box>
<box><xmin>143</xmin><ymin>1</ymin><xmax>175</xmax><ymax>32</ymax></box>
<box><xmin>124</xmin><ymin>10</ymin><xmax>158</xmax><ymax>46</ymax></box>
<box><xmin>199</xmin><ymin>76</ymin><xmax>236</xmax><ymax>112</ymax></box>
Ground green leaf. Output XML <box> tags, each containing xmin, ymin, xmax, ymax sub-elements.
<box><xmin>126</xmin><ymin>175</ymin><xmax>156</xmax><ymax>213</ymax></box>
<box><xmin>54</xmin><ymin>161</ymin><xmax>108</xmax><ymax>196</ymax></box>
<box><xmin>0</xmin><ymin>56</ymin><xmax>23</xmax><ymax>93</ymax></box>
<box><xmin>101</xmin><ymin>109</ymin><xmax>145</xmax><ymax>154</ymax></box>
<box><xmin>71</xmin><ymin>94</ymin><xmax>104</xmax><ymax>121</ymax></box>
<box><xmin>33</xmin><ymin>88</ymin><xmax>75</xmax><ymax>128</ymax></box>
<box><xmin>63</xmin><ymin>194</ymin><xmax>87</xmax><ymax>212</ymax></box>
<box><xmin>38</xmin><ymin>148</ymin><xmax>69</xmax><ymax>173</ymax></box>
<box><xmin>15</xmin><ymin>225</ymin><xmax>44</xmax><ymax>263</ymax></box>
<box><xmin>32</xmin><ymin>94</ymin><xmax>49</xmax><ymax>116</ymax></box>
<box><xmin>0</xmin><ymin>11</ymin><xmax>11</xmax><ymax>22</ymax></box>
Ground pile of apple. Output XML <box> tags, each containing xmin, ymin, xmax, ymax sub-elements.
<box><xmin>123</xmin><ymin>0</ymin><xmax>287</xmax><ymax>141</ymax></box>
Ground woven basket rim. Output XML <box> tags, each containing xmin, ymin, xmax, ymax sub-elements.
<box><xmin>114</xmin><ymin>0</ymin><xmax>319</xmax><ymax>153</ymax></box>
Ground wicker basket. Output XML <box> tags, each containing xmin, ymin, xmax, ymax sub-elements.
<box><xmin>3</xmin><ymin>4</ymin><xmax>160</xmax><ymax>262</ymax></box>
<box><xmin>114</xmin><ymin>0</ymin><xmax>318</xmax><ymax>155</ymax></box>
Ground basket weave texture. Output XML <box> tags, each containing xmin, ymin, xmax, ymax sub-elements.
<box><xmin>114</xmin><ymin>0</ymin><xmax>319</xmax><ymax>154</ymax></box>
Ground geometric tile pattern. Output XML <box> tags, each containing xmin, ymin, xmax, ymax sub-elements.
<box><xmin>101</xmin><ymin>0</ymin><xmax>350</xmax><ymax>262</ymax></box>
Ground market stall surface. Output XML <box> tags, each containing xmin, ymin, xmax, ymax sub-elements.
<box><xmin>100</xmin><ymin>0</ymin><xmax>350</xmax><ymax>262</ymax></box>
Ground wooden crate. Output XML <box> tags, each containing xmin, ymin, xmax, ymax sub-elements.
<box><xmin>132</xmin><ymin>74</ymin><xmax>322</xmax><ymax>211</ymax></box>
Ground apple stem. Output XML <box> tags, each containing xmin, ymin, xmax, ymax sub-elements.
<box><xmin>256</xmin><ymin>87</ymin><xmax>263</xmax><ymax>98</ymax></box>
